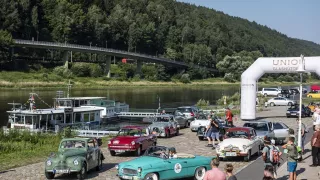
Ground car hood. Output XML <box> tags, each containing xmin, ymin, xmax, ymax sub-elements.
<box><xmin>55</xmin><ymin>149</ymin><xmax>86</xmax><ymax>160</ymax></box>
<box><xmin>192</xmin><ymin>119</ymin><xmax>210</xmax><ymax>126</ymax></box>
<box><xmin>256</xmin><ymin>131</ymin><xmax>269</xmax><ymax>137</ymax></box>
<box><xmin>148</xmin><ymin>122</ymin><xmax>170</xmax><ymax>127</ymax></box>
<box><xmin>111</xmin><ymin>136</ymin><xmax>139</xmax><ymax>144</ymax></box>
<box><xmin>219</xmin><ymin>138</ymin><xmax>252</xmax><ymax>148</ymax></box>
<box><xmin>119</xmin><ymin>156</ymin><xmax>165</xmax><ymax>170</ymax></box>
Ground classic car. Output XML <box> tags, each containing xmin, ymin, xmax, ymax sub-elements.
<box><xmin>196</xmin><ymin>119</ymin><xmax>232</xmax><ymax>141</ymax></box>
<box><xmin>216</xmin><ymin>127</ymin><xmax>261</xmax><ymax>162</ymax></box>
<box><xmin>147</xmin><ymin>116</ymin><xmax>179</xmax><ymax>138</ymax></box>
<box><xmin>286</xmin><ymin>104</ymin><xmax>312</xmax><ymax>118</ymax></box>
<box><xmin>116</xmin><ymin>146</ymin><xmax>215</xmax><ymax>180</ymax></box>
<box><xmin>273</xmin><ymin>122</ymin><xmax>290</xmax><ymax>144</ymax></box>
<box><xmin>45</xmin><ymin>138</ymin><xmax>103</xmax><ymax>180</ymax></box>
<box><xmin>108</xmin><ymin>126</ymin><xmax>157</xmax><ymax>156</ymax></box>
<box><xmin>243</xmin><ymin>121</ymin><xmax>275</xmax><ymax>146</ymax></box>
<box><xmin>190</xmin><ymin>116</ymin><xmax>224</xmax><ymax>132</ymax></box>
<box><xmin>143</xmin><ymin>114</ymin><xmax>188</xmax><ymax>128</ymax></box>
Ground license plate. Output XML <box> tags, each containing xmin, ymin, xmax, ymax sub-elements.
<box><xmin>115</xmin><ymin>150</ymin><xmax>125</xmax><ymax>153</ymax></box>
<box><xmin>122</xmin><ymin>175</ymin><xmax>133</xmax><ymax>180</ymax></box>
<box><xmin>225</xmin><ymin>152</ymin><xmax>237</xmax><ymax>156</ymax></box>
<box><xmin>55</xmin><ymin>169</ymin><xmax>69</xmax><ymax>173</ymax></box>
<box><xmin>291</xmin><ymin>113</ymin><xmax>296</xmax><ymax>115</ymax></box>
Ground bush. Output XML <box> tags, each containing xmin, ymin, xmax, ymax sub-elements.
<box><xmin>90</xmin><ymin>64</ymin><xmax>103</xmax><ymax>77</ymax></box>
<box><xmin>180</xmin><ymin>73</ymin><xmax>191</xmax><ymax>83</ymax></box>
<box><xmin>70</xmin><ymin>63</ymin><xmax>91</xmax><ymax>77</ymax></box>
<box><xmin>217</xmin><ymin>92</ymin><xmax>240</xmax><ymax>106</ymax></box>
<box><xmin>224</xmin><ymin>73</ymin><xmax>236</xmax><ymax>82</ymax></box>
<box><xmin>102</xmin><ymin>76</ymin><xmax>111</xmax><ymax>81</ymax></box>
<box><xmin>196</xmin><ymin>99</ymin><xmax>210</xmax><ymax>109</ymax></box>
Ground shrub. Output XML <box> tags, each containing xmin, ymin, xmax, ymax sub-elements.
<box><xmin>180</xmin><ymin>73</ymin><xmax>191</xmax><ymax>83</ymax></box>
<box><xmin>196</xmin><ymin>99</ymin><xmax>210</xmax><ymax>109</ymax></box>
<box><xmin>102</xmin><ymin>76</ymin><xmax>111</xmax><ymax>81</ymax></box>
<box><xmin>70</xmin><ymin>63</ymin><xmax>91</xmax><ymax>77</ymax></box>
<box><xmin>90</xmin><ymin>64</ymin><xmax>103</xmax><ymax>77</ymax></box>
<box><xmin>224</xmin><ymin>73</ymin><xmax>236</xmax><ymax>82</ymax></box>
<box><xmin>217</xmin><ymin>92</ymin><xmax>240</xmax><ymax>106</ymax></box>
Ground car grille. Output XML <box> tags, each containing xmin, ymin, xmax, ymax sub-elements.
<box><xmin>122</xmin><ymin>168</ymin><xmax>138</xmax><ymax>175</ymax></box>
<box><xmin>54</xmin><ymin>165</ymin><xmax>69</xmax><ymax>170</ymax></box>
<box><xmin>224</xmin><ymin>146</ymin><xmax>240</xmax><ymax>151</ymax></box>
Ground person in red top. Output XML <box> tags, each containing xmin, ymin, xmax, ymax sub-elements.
<box><xmin>225</xmin><ymin>107</ymin><xmax>233</xmax><ymax>127</ymax></box>
<box><xmin>310</xmin><ymin>125</ymin><xmax>320</xmax><ymax>167</ymax></box>
<box><xmin>204</xmin><ymin>158</ymin><xmax>226</xmax><ymax>180</ymax></box>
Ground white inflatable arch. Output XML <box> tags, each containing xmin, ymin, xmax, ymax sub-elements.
<box><xmin>241</xmin><ymin>55</ymin><xmax>320</xmax><ymax>120</ymax></box>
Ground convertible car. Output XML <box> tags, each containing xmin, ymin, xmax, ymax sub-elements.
<box><xmin>116</xmin><ymin>146</ymin><xmax>215</xmax><ymax>180</ymax></box>
<box><xmin>147</xmin><ymin>116</ymin><xmax>179</xmax><ymax>138</ymax></box>
<box><xmin>216</xmin><ymin>127</ymin><xmax>261</xmax><ymax>162</ymax></box>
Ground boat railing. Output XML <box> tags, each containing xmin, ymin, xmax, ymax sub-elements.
<box><xmin>75</xmin><ymin>129</ymin><xmax>118</xmax><ymax>138</ymax></box>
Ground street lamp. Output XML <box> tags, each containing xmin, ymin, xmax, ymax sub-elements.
<box><xmin>296</xmin><ymin>54</ymin><xmax>305</xmax><ymax>148</ymax></box>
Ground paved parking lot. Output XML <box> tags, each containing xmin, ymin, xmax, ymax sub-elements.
<box><xmin>0</xmin><ymin>106</ymin><xmax>314</xmax><ymax>180</ymax></box>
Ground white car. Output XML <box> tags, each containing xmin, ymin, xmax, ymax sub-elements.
<box><xmin>267</xmin><ymin>97</ymin><xmax>296</xmax><ymax>106</ymax></box>
<box><xmin>260</xmin><ymin>88</ymin><xmax>281</xmax><ymax>96</ymax></box>
<box><xmin>216</xmin><ymin>127</ymin><xmax>261</xmax><ymax>162</ymax></box>
<box><xmin>190</xmin><ymin>119</ymin><xmax>210</xmax><ymax>132</ymax></box>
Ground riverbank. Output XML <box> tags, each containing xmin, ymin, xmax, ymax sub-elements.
<box><xmin>0</xmin><ymin>71</ymin><xmax>315</xmax><ymax>89</ymax></box>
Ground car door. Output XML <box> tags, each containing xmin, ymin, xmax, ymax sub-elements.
<box><xmin>250</xmin><ymin>130</ymin><xmax>259</xmax><ymax>153</ymax></box>
<box><xmin>87</xmin><ymin>139</ymin><xmax>98</xmax><ymax>170</ymax></box>
<box><xmin>162</xmin><ymin>158</ymin><xmax>189</xmax><ymax>179</ymax></box>
<box><xmin>273</xmin><ymin>122</ymin><xmax>289</xmax><ymax>141</ymax></box>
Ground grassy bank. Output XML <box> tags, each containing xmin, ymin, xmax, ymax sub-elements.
<box><xmin>0</xmin><ymin>71</ymin><xmax>317</xmax><ymax>89</ymax></box>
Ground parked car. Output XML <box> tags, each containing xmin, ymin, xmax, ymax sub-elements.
<box><xmin>197</xmin><ymin>119</ymin><xmax>232</xmax><ymax>141</ymax></box>
<box><xmin>278</xmin><ymin>89</ymin><xmax>291</xmax><ymax>98</ymax></box>
<box><xmin>108</xmin><ymin>126</ymin><xmax>157</xmax><ymax>156</ymax></box>
<box><xmin>216</xmin><ymin>127</ymin><xmax>261</xmax><ymax>162</ymax></box>
<box><xmin>289</xmin><ymin>89</ymin><xmax>300</xmax><ymax>95</ymax></box>
<box><xmin>307</xmin><ymin>91</ymin><xmax>320</xmax><ymax>98</ymax></box>
<box><xmin>143</xmin><ymin>114</ymin><xmax>187</xmax><ymax>128</ymax></box>
<box><xmin>273</xmin><ymin>122</ymin><xmax>290</xmax><ymax>144</ymax></box>
<box><xmin>116</xmin><ymin>146</ymin><xmax>214</xmax><ymax>180</ymax></box>
<box><xmin>286</xmin><ymin>104</ymin><xmax>312</xmax><ymax>118</ymax></box>
<box><xmin>190</xmin><ymin>116</ymin><xmax>223</xmax><ymax>132</ymax></box>
<box><xmin>243</xmin><ymin>121</ymin><xmax>275</xmax><ymax>146</ymax></box>
<box><xmin>267</xmin><ymin>97</ymin><xmax>296</xmax><ymax>106</ymax></box>
<box><xmin>176</xmin><ymin>106</ymin><xmax>199</xmax><ymax>123</ymax></box>
<box><xmin>147</xmin><ymin>116</ymin><xmax>179</xmax><ymax>138</ymax></box>
<box><xmin>173</xmin><ymin>111</ymin><xmax>191</xmax><ymax>128</ymax></box>
<box><xmin>45</xmin><ymin>138</ymin><xmax>104</xmax><ymax>180</ymax></box>
<box><xmin>259</xmin><ymin>88</ymin><xmax>281</xmax><ymax>97</ymax></box>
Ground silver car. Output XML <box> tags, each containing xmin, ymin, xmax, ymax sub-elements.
<box><xmin>176</xmin><ymin>106</ymin><xmax>199</xmax><ymax>123</ymax></box>
<box><xmin>243</xmin><ymin>121</ymin><xmax>275</xmax><ymax>146</ymax></box>
<box><xmin>273</xmin><ymin>122</ymin><xmax>290</xmax><ymax>144</ymax></box>
<box><xmin>267</xmin><ymin>97</ymin><xmax>296</xmax><ymax>106</ymax></box>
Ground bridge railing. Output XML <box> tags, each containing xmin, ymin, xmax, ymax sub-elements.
<box><xmin>14</xmin><ymin>39</ymin><xmax>188</xmax><ymax>66</ymax></box>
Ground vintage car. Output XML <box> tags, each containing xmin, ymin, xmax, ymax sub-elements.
<box><xmin>147</xmin><ymin>116</ymin><xmax>179</xmax><ymax>138</ymax></box>
<box><xmin>116</xmin><ymin>146</ymin><xmax>215</xmax><ymax>180</ymax></box>
<box><xmin>196</xmin><ymin>119</ymin><xmax>232</xmax><ymax>141</ymax></box>
<box><xmin>216</xmin><ymin>127</ymin><xmax>261</xmax><ymax>162</ymax></box>
<box><xmin>243</xmin><ymin>120</ymin><xmax>275</xmax><ymax>145</ymax></box>
<box><xmin>45</xmin><ymin>138</ymin><xmax>103</xmax><ymax>180</ymax></box>
<box><xmin>190</xmin><ymin>116</ymin><xmax>224</xmax><ymax>132</ymax></box>
<box><xmin>143</xmin><ymin>114</ymin><xmax>187</xmax><ymax>128</ymax></box>
<box><xmin>108</xmin><ymin>126</ymin><xmax>157</xmax><ymax>156</ymax></box>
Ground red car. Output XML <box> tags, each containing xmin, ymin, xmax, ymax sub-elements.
<box><xmin>108</xmin><ymin>126</ymin><xmax>157</xmax><ymax>156</ymax></box>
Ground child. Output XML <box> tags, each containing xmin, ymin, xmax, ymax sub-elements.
<box><xmin>225</xmin><ymin>164</ymin><xmax>237</xmax><ymax>180</ymax></box>
<box><xmin>282</xmin><ymin>137</ymin><xmax>298</xmax><ymax>180</ymax></box>
<box><xmin>263</xmin><ymin>165</ymin><xmax>275</xmax><ymax>179</ymax></box>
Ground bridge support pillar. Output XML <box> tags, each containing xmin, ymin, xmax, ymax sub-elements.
<box><xmin>105</xmin><ymin>56</ymin><xmax>111</xmax><ymax>78</ymax></box>
<box><xmin>62</xmin><ymin>51</ymin><xmax>69</xmax><ymax>69</ymax></box>
<box><xmin>136</xmin><ymin>59</ymin><xmax>142</xmax><ymax>77</ymax></box>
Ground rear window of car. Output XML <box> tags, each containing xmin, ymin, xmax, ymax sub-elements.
<box><xmin>177</xmin><ymin>108</ymin><xmax>192</xmax><ymax>113</ymax></box>
<box><xmin>243</xmin><ymin>123</ymin><xmax>268</xmax><ymax>131</ymax></box>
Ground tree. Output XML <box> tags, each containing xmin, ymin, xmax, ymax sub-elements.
<box><xmin>0</xmin><ymin>30</ymin><xmax>13</xmax><ymax>61</ymax></box>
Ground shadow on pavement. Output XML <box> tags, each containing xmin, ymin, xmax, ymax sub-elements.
<box><xmin>296</xmin><ymin>167</ymin><xmax>306</xmax><ymax>176</ymax></box>
<box><xmin>0</xmin><ymin>170</ymin><xmax>16</xmax><ymax>174</ymax></box>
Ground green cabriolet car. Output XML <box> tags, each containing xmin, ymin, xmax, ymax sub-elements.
<box><xmin>116</xmin><ymin>146</ymin><xmax>215</xmax><ymax>180</ymax></box>
<box><xmin>45</xmin><ymin>138</ymin><xmax>104</xmax><ymax>180</ymax></box>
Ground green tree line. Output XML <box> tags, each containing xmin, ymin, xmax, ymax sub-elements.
<box><xmin>0</xmin><ymin>0</ymin><xmax>320</xmax><ymax>82</ymax></box>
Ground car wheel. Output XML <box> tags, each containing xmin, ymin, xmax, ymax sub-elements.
<box><xmin>287</xmin><ymin>116</ymin><xmax>290</xmax><ymax>118</ymax></box>
<box><xmin>144</xmin><ymin>172</ymin><xmax>159</xmax><ymax>180</ymax></box>
<box><xmin>77</xmin><ymin>163</ymin><xmax>87</xmax><ymax>180</ymax></box>
<box><xmin>194</xmin><ymin>166</ymin><xmax>206</xmax><ymax>180</ymax></box>
<box><xmin>45</xmin><ymin>172</ymin><xmax>55</xmax><ymax>179</ymax></box>
<box><xmin>288</xmin><ymin>102</ymin><xmax>292</xmax><ymax>106</ymax></box>
<box><xmin>219</xmin><ymin>157</ymin><xmax>224</xmax><ymax>161</ymax></box>
<box><xmin>257</xmin><ymin>146</ymin><xmax>261</xmax><ymax>156</ymax></box>
<box><xmin>110</xmin><ymin>150</ymin><xmax>116</xmax><ymax>156</ymax></box>
<box><xmin>198</xmin><ymin>136</ymin><xmax>204</xmax><ymax>141</ymax></box>
<box><xmin>309</xmin><ymin>95</ymin><xmax>312</xmax><ymax>98</ymax></box>
<box><xmin>165</xmin><ymin>131</ymin><xmax>169</xmax><ymax>138</ymax></box>
<box><xmin>264</xmin><ymin>93</ymin><xmax>267</xmax><ymax>97</ymax></box>
<box><xmin>175</xmin><ymin>129</ymin><xmax>179</xmax><ymax>136</ymax></box>
<box><xmin>244</xmin><ymin>150</ymin><xmax>251</xmax><ymax>162</ymax></box>
<box><xmin>270</xmin><ymin>102</ymin><xmax>275</xmax><ymax>107</ymax></box>
<box><xmin>96</xmin><ymin>155</ymin><xmax>102</xmax><ymax>171</ymax></box>
<box><xmin>135</xmin><ymin>146</ymin><xmax>142</xmax><ymax>156</ymax></box>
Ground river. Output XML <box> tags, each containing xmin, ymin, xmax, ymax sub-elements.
<box><xmin>0</xmin><ymin>86</ymin><xmax>240</xmax><ymax>126</ymax></box>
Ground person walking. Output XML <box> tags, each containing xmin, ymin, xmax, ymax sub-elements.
<box><xmin>205</xmin><ymin>116</ymin><xmax>214</xmax><ymax>147</ymax></box>
<box><xmin>203</xmin><ymin>158</ymin><xmax>226</xmax><ymax>180</ymax></box>
<box><xmin>262</xmin><ymin>137</ymin><xmax>282</xmax><ymax>178</ymax></box>
<box><xmin>310</xmin><ymin>124</ymin><xmax>320</xmax><ymax>167</ymax></box>
<box><xmin>225</xmin><ymin>107</ymin><xmax>233</xmax><ymax>126</ymax></box>
<box><xmin>282</xmin><ymin>137</ymin><xmax>298</xmax><ymax>180</ymax></box>
<box><xmin>225</xmin><ymin>164</ymin><xmax>237</xmax><ymax>180</ymax></box>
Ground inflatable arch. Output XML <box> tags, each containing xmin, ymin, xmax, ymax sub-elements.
<box><xmin>241</xmin><ymin>55</ymin><xmax>320</xmax><ymax>120</ymax></box>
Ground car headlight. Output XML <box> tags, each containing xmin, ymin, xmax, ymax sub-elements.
<box><xmin>131</xmin><ymin>141</ymin><xmax>135</xmax><ymax>145</ymax></box>
<box><xmin>287</xmin><ymin>111</ymin><xmax>290</xmax><ymax>113</ymax></box>
<box><xmin>46</xmin><ymin>160</ymin><xmax>52</xmax><ymax>166</ymax></box>
<box><xmin>115</xmin><ymin>164</ymin><xmax>119</xmax><ymax>169</ymax></box>
<box><xmin>243</xmin><ymin>145</ymin><xmax>248</xmax><ymax>150</ymax></box>
<box><xmin>137</xmin><ymin>167</ymin><xmax>142</xmax><ymax>173</ymax></box>
<box><xmin>73</xmin><ymin>159</ymin><xmax>79</xmax><ymax>165</ymax></box>
<box><xmin>160</xmin><ymin>127</ymin><xmax>165</xmax><ymax>130</ymax></box>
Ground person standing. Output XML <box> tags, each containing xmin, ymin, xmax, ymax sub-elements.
<box><xmin>225</xmin><ymin>107</ymin><xmax>233</xmax><ymax>126</ymax></box>
<box><xmin>310</xmin><ymin>125</ymin><xmax>320</xmax><ymax>167</ymax></box>
<box><xmin>262</xmin><ymin>137</ymin><xmax>282</xmax><ymax>178</ymax></box>
<box><xmin>225</xmin><ymin>164</ymin><xmax>237</xmax><ymax>180</ymax></box>
<box><xmin>296</xmin><ymin>118</ymin><xmax>307</xmax><ymax>154</ymax></box>
<box><xmin>203</xmin><ymin>158</ymin><xmax>226</xmax><ymax>180</ymax></box>
<box><xmin>205</xmin><ymin>116</ymin><xmax>214</xmax><ymax>147</ymax></box>
<box><xmin>282</xmin><ymin>137</ymin><xmax>298</xmax><ymax>180</ymax></box>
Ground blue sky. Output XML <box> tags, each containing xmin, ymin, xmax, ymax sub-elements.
<box><xmin>178</xmin><ymin>0</ymin><xmax>320</xmax><ymax>44</ymax></box>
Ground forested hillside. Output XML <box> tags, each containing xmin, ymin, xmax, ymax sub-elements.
<box><xmin>1</xmin><ymin>0</ymin><xmax>319</xmax><ymax>82</ymax></box>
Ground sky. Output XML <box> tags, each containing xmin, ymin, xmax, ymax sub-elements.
<box><xmin>177</xmin><ymin>0</ymin><xmax>320</xmax><ymax>44</ymax></box>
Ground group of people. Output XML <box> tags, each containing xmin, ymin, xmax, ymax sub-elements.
<box><xmin>204</xmin><ymin>158</ymin><xmax>237</xmax><ymax>180</ymax></box>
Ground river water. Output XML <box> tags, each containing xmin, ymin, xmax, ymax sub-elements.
<box><xmin>0</xmin><ymin>86</ymin><xmax>240</xmax><ymax>126</ymax></box>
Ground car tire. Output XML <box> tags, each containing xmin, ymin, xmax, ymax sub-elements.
<box><xmin>288</xmin><ymin>102</ymin><xmax>292</xmax><ymax>106</ymax></box>
<box><xmin>135</xmin><ymin>146</ymin><xmax>142</xmax><ymax>156</ymax></box>
<box><xmin>96</xmin><ymin>155</ymin><xmax>102</xmax><ymax>171</ymax></box>
<box><xmin>270</xmin><ymin>102</ymin><xmax>275</xmax><ymax>107</ymax></box>
<box><xmin>287</xmin><ymin>116</ymin><xmax>290</xmax><ymax>118</ymax></box>
<box><xmin>165</xmin><ymin>131</ymin><xmax>169</xmax><ymax>138</ymax></box>
<box><xmin>77</xmin><ymin>163</ymin><xmax>87</xmax><ymax>180</ymax></box>
<box><xmin>45</xmin><ymin>172</ymin><xmax>55</xmax><ymax>179</ymax></box>
<box><xmin>219</xmin><ymin>157</ymin><xmax>224</xmax><ymax>161</ymax></box>
<box><xmin>175</xmin><ymin>129</ymin><xmax>179</xmax><ymax>136</ymax></box>
<box><xmin>194</xmin><ymin>166</ymin><xmax>206</xmax><ymax>180</ymax></box>
<box><xmin>144</xmin><ymin>173</ymin><xmax>159</xmax><ymax>180</ymax></box>
<box><xmin>198</xmin><ymin>136</ymin><xmax>204</xmax><ymax>141</ymax></box>
<box><xmin>309</xmin><ymin>95</ymin><xmax>312</xmax><ymax>98</ymax></box>
<box><xmin>264</xmin><ymin>93</ymin><xmax>268</xmax><ymax>97</ymax></box>
<box><xmin>110</xmin><ymin>150</ymin><xmax>116</xmax><ymax>156</ymax></box>
<box><xmin>244</xmin><ymin>150</ymin><xmax>251</xmax><ymax>162</ymax></box>
<box><xmin>257</xmin><ymin>146</ymin><xmax>261</xmax><ymax>156</ymax></box>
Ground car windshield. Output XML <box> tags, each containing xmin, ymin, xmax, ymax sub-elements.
<box><xmin>244</xmin><ymin>123</ymin><xmax>268</xmax><ymax>131</ymax></box>
<box><xmin>118</xmin><ymin>128</ymin><xmax>143</xmax><ymax>137</ymax></box>
<box><xmin>60</xmin><ymin>140</ymin><xmax>86</xmax><ymax>149</ymax></box>
<box><xmin>144</xmin><ymin>146</ymin><xmax>169</xmax><ymax>159</ymax></box>
<box><xmin>177</xmin><ymin>108</ymin><xmax>192</xmax><ymax>113</ymax></box>
<box><xmin>226</xmin><ymin>130</ymin><xmax>249</xmax><ymax>138</ymax></box>
<box><xmin>155</xmin><ymin>116</ymin><xmax>172</xmax><ymax>122</ymax></box>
